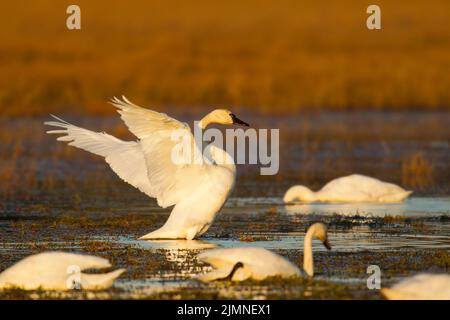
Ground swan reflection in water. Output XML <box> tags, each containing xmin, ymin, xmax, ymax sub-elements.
<box><xmin>139</xmin><ymin>239</ymin><xmax>218</xmax><ymax>278</ymax></box>
<box><xmin>283</xmin><ymin>197</ymin><xmax>450</xmax><ymax>218</ymax></box>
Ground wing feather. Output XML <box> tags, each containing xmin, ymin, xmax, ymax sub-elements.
<box><xmin>46</xmin><ymin>96</ymin><xmax>214</xmax><ymax>208</ymax></box>
<box><xmin>109</xmin><ymin>96</ymin><xmax>211</xmax><ymax>207</ymax></box>
<box><xmin>45</xmin><ymin>116</ymin><xmax>154</xmax><ymax>198</ymax></box>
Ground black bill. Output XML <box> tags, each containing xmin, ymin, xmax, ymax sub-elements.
<box><xmin>323</xmin><ymin>239</ymin><xmax>332</xmax><ymax>250</ymax></box>
<box><xmin>230</xmin><ymin>113</ymin><xmax>249</xmax><ymax>126</ymax></box>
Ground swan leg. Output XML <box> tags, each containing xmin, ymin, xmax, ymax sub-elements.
<box><xmin>139</xmin><ymin>192</ymin><xmax>219</xmax><ymax>240</ymax></box>
<box><xmin>139</xmin><ymin>202</ymin><xmax>210</xmax><ymax>240</ymax></box>
<box><xmin>186</xmin><ymin>226</ymin><xmax>201</xmax><ymax>240</ymax></box>
<box><xmin>139</xmin><ymin>206</ymin><xmax>187</xmax><ymax>239</ymax></box>
<box><xmin>138</xmin><ymin>227</ymin><xmax>182</xmax><ymax>240</ymax></box>
<box><xmin>138</xmin><ymin>224</ymin><xmax>203</xmax><ymax>240</ymax></box>
<box><xmin>197</xmin><ymin>223</ymin><xmax>212</xmax><ymax>237</ymax></box>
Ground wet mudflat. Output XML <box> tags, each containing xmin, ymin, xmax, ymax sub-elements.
<box><xmin>0</xmin><ymin>112</ymin><xmax>449</xmax><ymax>299</ymax></box>
<box><xmin>0</xmin><ymin>195</ymin><xmax>448</xmax><ymax>299</ymax></box>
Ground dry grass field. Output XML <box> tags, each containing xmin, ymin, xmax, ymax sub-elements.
<box><xmin>1</xmin><ymin>0</ymin><xmax>449</xmax><ymax>116</ymax></box>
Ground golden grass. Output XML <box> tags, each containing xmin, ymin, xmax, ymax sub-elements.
<box><xmin>402</xmin><ymin>153</ymin><xmax>434</xmax><ymax>188</ymax></box>
<box><xmin>1</xmin><ymin>113</ymin><xmax>449</xmax><ymax>198</ymax></box>
<box><xmin>0</xmin><ymin>0</ymin><xmax>449</xmax><ymax>116</ymax></box>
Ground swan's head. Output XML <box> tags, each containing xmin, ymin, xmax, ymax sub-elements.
<box><xmin>283</xmin><ymin>185</ymin><xmax>316</xmax><ymax>203</ymax></box>
<box><xmin>201</xmin><ymin>109</ymin><xmax>249</xmax><ymax>128</ymax></box>
<box><xmin>308</xmin><ymin>222</ymin><xmax>331</xmax><ymax>250</ymax></box>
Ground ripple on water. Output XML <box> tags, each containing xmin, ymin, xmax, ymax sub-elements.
<box><xmin>229</xmin><ymin>197</ymin><xmax>450</xmax><ymax>217</ymax></box>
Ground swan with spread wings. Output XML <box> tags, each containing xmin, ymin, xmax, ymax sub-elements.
<box><xmin>45</xmin><ymin>97</ymin><xmax>249</xmax><ymax>240</ymax></box>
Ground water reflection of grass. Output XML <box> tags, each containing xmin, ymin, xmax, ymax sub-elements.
<box><xmin>1</xmin><ymin>0</ymin><xmax>449</xmax><ymax>116</ymax></box>
<box><xmin>1</xmin><ymin>112</ymin><xmax>449</xmax><ymax>199</ymax></box>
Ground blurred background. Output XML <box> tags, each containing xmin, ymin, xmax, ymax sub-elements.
<box><xmin>1</xmin><ymin>0</ymin><xmax>450</xmax><ymax>115</ymax></box>
<box><xmin>0</xmin><ymin>0</ymin><xmax>449</xmax><ymax>203</ymax></box>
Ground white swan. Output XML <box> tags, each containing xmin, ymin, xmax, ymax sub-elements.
<box><xmin>196</xmin><ymin>223</ymin><xmax>331</xmax><ymax>281</ymax></box>
<box><xmin>381</xmin><ymin>274</ymin><xmax>450</xmax><ymax>300</ymax></box>
<box><xmin>45</xmin><ymin>96</ymin><xmax>249</xmax><ymax>240</ymax></box>
<box><xmin>0</xmin><ymin>252</ymin><xmax>125</xmax><ymax>291</ymax></box>
<box><xmin>284</xmin><ymin>174</ymin><xmax>412</xmax><ymax>203</ymax></box>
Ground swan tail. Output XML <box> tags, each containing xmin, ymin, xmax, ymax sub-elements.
<box><xmin>380</xmin><ymin>288</ymin><xmax>412</xmax><ymax>300</ymax></box>
<box><xmin>379</xmin><ymin>190</ymin><xmax>413</xmax><ymax>202</ymax></box>
<box><xmin>402</xmin><ymin>190</ymin><xmax>414</xmax><ymax>200</ymax></box>
<box><xmin>381</xmin><ymin>287</ymin><xmax>429</xmax><ymax>300</ymax></box>
<box><xmin>80</xmin><ymin>268</ymin><xmax>125</xmax><ymax>290</ymax></box>
<box><xmin>380</xmin><ymin>288</ymin><xmax>395</xmax><ymax>299</ymax></box>
<box><xmin>139</xmin><ymin>220</ymin><xmax>203</xmax><ymax>240</ymax></box>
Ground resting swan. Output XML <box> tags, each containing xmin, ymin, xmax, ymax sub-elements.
<box><xmin>45</xmin><ymin>96</ymin><xmax>249</xmax><ymax>240</ymax></box>
<box><xmin>0</xmin><ymin>252</ymin><xmax>125</xmax><ymax>290</ymax></box>
<box><xmin>196</xmin><ymin>223</ymin><xmax>331</xmax><ymax>281</ymax></box>
<box><xmin>381</xmin><ymin>274</ymin><xmax>450</xmax><ymax>300</ymax></box>
<box><xmin>284</xmin><ymin>174</ymin><xmax>412</xmax><ymax>203</ymax></box>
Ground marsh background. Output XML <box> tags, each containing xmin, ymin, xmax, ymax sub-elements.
<box><xmin>0</xmin><ymin>0</ymin><xmax>448</xmax><ymax>299</ymax></box>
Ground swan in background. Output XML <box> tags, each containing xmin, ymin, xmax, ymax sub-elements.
<box><xmin>196</xmin><ymin>223</ymin><xmax>331</xmax><ymax>281</ymax></box>
<box><xmin>0</xmin><ymin>252</ymin><xmax>125</xmax><ymax>290</ymax></box>
<box><xmin>284</xmin><ymin>174</ymin><xmax>412</xmax><ymax>203</ymax></box>
<box><xmin>381</xmin><ymin>274</ymin><xmax>450</xmax><ymax>300</ymax></box>
<box><xmin>45</xmin><ymin>96</ymin><xmax>249</xmax><ymax>240</ymax></box>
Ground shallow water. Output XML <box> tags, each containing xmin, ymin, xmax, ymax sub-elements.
<box><xmin>0</xmin><ymin>195</ymin><xmax>448</xmax><ymax>299</ymax></box>
<box><xmin>230</xmin><ymin>196</ymin><xmax>450</xmax><ymax>217</ymax></box>
<box><xmin>0</xmin><ymin>112</ymin><xmax>449</xmax><ymax>299</ymax></box>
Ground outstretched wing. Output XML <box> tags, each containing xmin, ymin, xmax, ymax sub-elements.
<box><xmin>110</xmin><ymin>96</ymin><xmax>212</xmax><ymax>208</ymax></box>
<box><xmin>45</xmin><ymin>115</ymin><xmax>154</xmax><ymax>198</ymax></box>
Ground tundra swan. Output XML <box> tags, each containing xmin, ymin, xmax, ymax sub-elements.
<box><xmin>0</xmin><ymin>252</ymin><xmax>125</xmax><ymax>290</ymax></box>
<box><xmin>196</xmin><ymin>223</ymin><xmax>331</xmax><ymax>281</ymax></box>
<box><xmin>45</xmin><ymin>96</ymin><xmax>249</xmax><ymax>240</ymax></box>
<box><xmin>381</xmin><ymin>274</ymin><xmax>450</xmax><ymax>300</ymax></box>
<box><xmin>284</xmin><ymin>174</ymin><xmax>412</xmax><ymax>203</ymax></box>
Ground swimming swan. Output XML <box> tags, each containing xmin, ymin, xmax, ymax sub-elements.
<box><xmin>284</xmin><ymin>174</ymin><xmax>412</xmax><ymax>203</ymax></box>
<box><xmin>196</xmin><ymin>223</ymin><xmax>331</xmax><ymax>281</ymax></box>
<box><xmin>45</xmin><ymin>96</ymin><xmax>249</xmax><ymax>240</ymax></box>
<box><xmin>381</xmin><ymin>274</ymin><xmax>450</xmax><ymax>300</ymax></box>
<box><xmin>0</xmin><ymin>252</ymin><xmax>125</xmax><ymax>290</ymax></box>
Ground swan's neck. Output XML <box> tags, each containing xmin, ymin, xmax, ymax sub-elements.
<box><xmin>198</xmin><ymin>114</ymin><xmax>213</xmax><ymax>129</ymax></box>
<box><xmin>303</xmin><ymin>189</ymin><xmax>317</xmax><ymax>202</ymax></box>
<box><xmin>286</xmin><ymin>186</ymin><xmax>317</xmax><ymax>203</ymax></box>
<box><xmin>303</xmin><ymin>228</ymin><xmax>314</xmax><ymax>277</ymax></box>
<box><xmin>210</xmin><ymin>146</ymin><xmax>236</xmax><ymax>173</ymax></box>
<box><xmin>197</xmin><ymin>116</ymin><xmax>235</xmax><ymax>172</ymax></box>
